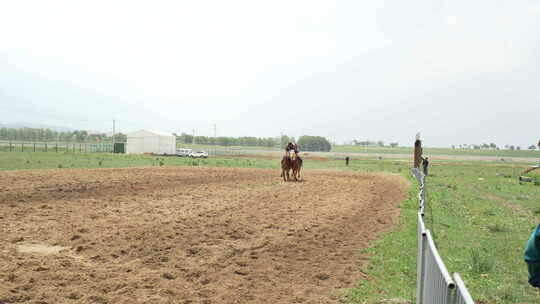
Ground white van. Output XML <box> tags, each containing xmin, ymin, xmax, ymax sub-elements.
<box><xmin>176</xmin><ymin>148</ymin><xmax>192</xmax><ymax>157</ymax></box>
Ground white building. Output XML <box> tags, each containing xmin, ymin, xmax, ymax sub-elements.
<box><xmin>126</xmin><ymin>130</ymin><xmax>176</xmax><ymax>155</ymax></box>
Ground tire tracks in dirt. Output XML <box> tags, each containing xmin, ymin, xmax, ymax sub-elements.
<box><xmin>0</xmin><ymin>167</ymin><xmax>409</xmax><ymax>304</ymax></box>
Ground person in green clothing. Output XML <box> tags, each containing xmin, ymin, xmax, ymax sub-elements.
<box><xmin>525</xmin><ymin>221</ymin><xmax>540</xmax><ymax>288</ymax></box>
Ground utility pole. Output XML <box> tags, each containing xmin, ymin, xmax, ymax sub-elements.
<box><xmin>112</xmin><ymin>119</ymin><xmax>115</xmax><ymax>153</ymax></box>
<box><xmin>214</xmin><ymin>124</ymin><xmax>217</xmax><ymax>138</ymax></box>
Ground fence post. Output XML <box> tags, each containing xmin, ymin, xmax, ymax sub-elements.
<box><xmin>45</xmin><ymin>143</ymin><xmax>47</xmax><ymax>152</ymax></box>
<box><xmin>21</xmin><ymin>142</ymin><xmax>24</xmax><ymax>152</ymax></box>
<box><xmin>33</xmin><ymin>143</ymin><xmax>36</xmax><ymax>152</ymax></box>
<box><xmin>80</xmin><ymin>143</ymin><xmax>82</xmax><ymax>153</ymax></box>
<box><xmin>56</xmin><ymin>143</ymin><xmax>58</xmax><ymax>153</ymax></box>
<box><xmin>9</xmin><ymin>141</ymin><xmax>12</xmax><ymax>152</ymax></box>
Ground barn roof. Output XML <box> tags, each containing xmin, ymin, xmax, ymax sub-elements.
<box><xmin>127</xmin><ymin>130</ymin><xmax>175</xmax><ymax>137</ymax></box>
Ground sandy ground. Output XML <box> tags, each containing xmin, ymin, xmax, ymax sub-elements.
<box><xmin>0</xmin><ymin>167</ymin><xmax>409</xmax><ymax>304</ymax></box>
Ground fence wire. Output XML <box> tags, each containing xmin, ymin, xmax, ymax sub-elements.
<box><xmin>413</xmin><ymin>168</ymin><xmax>475</xmax><ymax>304</ymax></box>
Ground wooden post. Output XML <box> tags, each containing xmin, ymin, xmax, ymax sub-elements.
<box><xmin>414</xmin><ymin>138</ymin><xmax>422</xmax><ymax>168</ymax></box>
<box><xmin>56</xmin><ymin>143</ymin><xmax>58</xmax><ymax>153</ymax></box>
<box><xmin>33</xmin><ymin>143</ymin><xmax>36</xmax><ymax>152</ymax></box>
<box><xmin>45</xmin><ymin>143</ymin><xmax>47</xmax><ymax>152</ymax></box>
<box><xmin>21</xmin><ymin>142</ymin><xmax>24</xmax><ymax>152</ymax></box>
<box><xmin>9</xmin><ymin>141</ymin><xmax>12</xmax><ymax>152</ymax></box>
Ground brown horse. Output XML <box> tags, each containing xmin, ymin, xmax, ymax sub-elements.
<box><xmin>290</xmin><ymin>153</ymin><xmax>303</xmax><ymax>181</ymax></box>
<box><xmin>280</xmin><ymin>156</ymin><xmax>292</xmax><ymax>181</ymax></box>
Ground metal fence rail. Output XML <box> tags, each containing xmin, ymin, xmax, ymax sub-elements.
<box><xmin>0</xmin><ymin>141</ymin><xmax>114</xmax><ymax>153</ymax></box>
<box><xmin>422</xmin><ymin>230</ymin><xmax>455</xmax><ymax>304</ymax></box>
<box><xmin>416</xmin><ymin>213</ymin><xmax>427</xmax><ymax>303</ymax></box>
<box><xmin>453</xmin><ymin>273</ymin><xmax>475</xmax><ymax>304</ymax></box>
<box><xmin>413</xmin><ymin>168</ymin><xmax>475</xmax><ymax>304</ymax></box>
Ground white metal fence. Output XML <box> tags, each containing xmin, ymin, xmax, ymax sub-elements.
<box><xmin>413</xmin><ymin>168</ymin><xmax>474</xmax><ymax>304</ymax></box>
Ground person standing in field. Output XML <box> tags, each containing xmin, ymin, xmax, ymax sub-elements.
<box><xmin>525</xmin><ymin>221</ymin><xmax>540</xmax><ymax>288</ymax></box>
<box><xmin>345</xmin><ymin>156</ymin><xmax>350</xmax><ymax>166</ymax></box>
<box><xmin>421</xmin><ymin>156</ymin><xmax>429</xmax><ymax>176</ymax></box>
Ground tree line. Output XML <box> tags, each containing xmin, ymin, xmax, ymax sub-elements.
<box><xmin>0</xmin><ymin>127</ymin><xmax>127</xmax><ymax>142</ymax></box>
<box><xmin>177</xmin><ymin>133</ymin><xmax>278</xmax><ymax>147</ymax></box>
<box><xmin>177</xmin><ymin>133</ymin><xmax>332</xmax><ymax>152</ymax></box>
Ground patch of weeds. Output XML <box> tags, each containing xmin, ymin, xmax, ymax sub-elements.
<box><xmin>533</xmin><ymin>207</ymin><xmax>540</xmax><ymax>215</ymax></box>
<box><xmin>487</xmin><ymin>222</ymin><xmax>508</xmax><ymax>233</ymax></box>
<box><xmin>98</xmin><ymin>160</ymin><xmax>103</xmax><ymax>166</ymax></box>
<box><xmin>483</xmin><ymin>209</ymin><xmax>497</xmax><ymax>216</ymax></box>
<box><xmin>58</xmin><ymin>164</ymin><xmax>63</xmax><ymax>168</ymax></box>
<box><xmin>191</xmin><ymin>161</ymin><xmax>199</xmax><ymax>166</ymax></box>
<box><xmin>470</xmin><ymin>248</ymin><xmax>495</xmax><ymax>274</ymax></box>
<box><xmin>494</xmin><ymin>285</ymin><xmax>522</xmax><ymax>303</ymax></box>
<box><xmin>159</xmin><ymin>160</ymin><xmax>164</xmax><ymax>166</ymax></box>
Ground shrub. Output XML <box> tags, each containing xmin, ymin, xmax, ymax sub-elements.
<box><xmin>470</xmin><ymin>248</ymin><xmax>495</xmax><ymax>274</ymax></box>
<box><xmin>487</xmin><ymin>222</ymin><xmax>507</xmax><ymax>233</ymax></box>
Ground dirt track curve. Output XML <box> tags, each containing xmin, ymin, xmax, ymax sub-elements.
<box><xmin>0</xmin><ymin>167</ymin><xmax>409</xmax><ymax>304</ymax></box>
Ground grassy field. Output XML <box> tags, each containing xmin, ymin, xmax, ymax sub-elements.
<box><xmin>1</xmin><ymin>152</ymin><xmax>539</xmax><ymax>303</ymax></box>
<box><xmin>332</xmin><ymin>145</ymin><xmax>540</xmax><ymax>158</ymax></box>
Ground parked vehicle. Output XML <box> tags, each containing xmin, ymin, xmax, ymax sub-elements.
<box><xmin>176</xmin><ymin>148</ymin><xmax>192</xmax><ymax>157</ymax></box>
<box><xmin>189</xmin><ymin>151</ymin><xmax>208</xmax><ymax>159</ymax></box>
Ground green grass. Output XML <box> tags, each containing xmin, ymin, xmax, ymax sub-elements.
<box><xmin>345</xmin><ymin>161</ymin><xmax>540</xmax><ymax>303</ymax></box>
<box><xmin>1</xmin><ymin>151</ymin><xmax>540</xmax><ymax>303</ymax></box>
<box><xmin>332</xmin><ymin>145</ymin><xmax>540</xmax><ymax>158</ymax></box>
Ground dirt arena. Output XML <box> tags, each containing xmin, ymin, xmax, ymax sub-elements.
<box><xmin>0</xmin><ymin>167</ymin><xmax>409</xmax><ymax>304</ymax></box>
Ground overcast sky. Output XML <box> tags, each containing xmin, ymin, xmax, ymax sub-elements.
<box><xmin>1</xmin><ymin>1</ymin><xmax>539</xmax><ymax>147</ymax></box>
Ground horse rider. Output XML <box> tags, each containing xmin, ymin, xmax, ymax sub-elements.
<box><xmin>285</xmin><ymin>141</ymin><xmax>298</xmax><ymax>157</ymax></box>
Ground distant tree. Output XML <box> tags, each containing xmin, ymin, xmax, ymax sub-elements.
<box><xmin>390</xmin><ymin>142</ymin><xmax>399</xmax><ymax>148</ymax></box>
<box><xmin>113</xmin><ymin>133</ymin><xmax>127</xmax><ymax>142</ymax></box>
<box><xmin>509</xmin><ymin>145</ymin><xmax>515</xmax><ymax>150</ymax></box>
<box><xmin>74</xmin><ymin>130</ymin><xmax>88</xmax><ymax>142</ymax></box>
<box><xmin>517</xmin><ymin>146</ymin><xmax>521</xmax><ymax>150</ymax></box>
<box><xmin>377</xmin><ymin>140</ymin><xmax>384</xmax><ymax>147</ymax></box>
<box><xmin>451</xmin><ymin>145</ymin><xmax>456</xmax><ymax>149</ymax></box>
<box><xmin>473</xmin><ymin>145</ymin><xmax>481</xmax><ymax>150</ymax></box>
<box><xmin>178</xmin><ymin>133</ymin><xmax>193</xmax><ymax>144</ymax></box>
<box><xmin>297</xmin><ymin>135</ymin><xmax>331</xmax><ymax>152</ymax></box>
<box><xmin>280</xmin><ymin>135</ymin><xmax>290</xmax><ymax>148</ymax></box>
<box><xmin>489</xmin><ymin>143</ymin><xmax>497</xmax><ymax>149</ymax></box>
<box><xmin>528</xmin><ymin>145</ymin><xmax>537</xmax><ymax>150</ymax></box>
